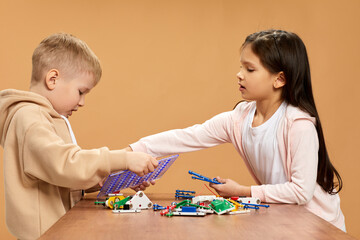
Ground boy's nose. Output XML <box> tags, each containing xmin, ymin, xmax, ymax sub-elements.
<box><xmin>79</xmin><ymin>96</ymin><xmax>85</xmax><ymax>107</ymax></box>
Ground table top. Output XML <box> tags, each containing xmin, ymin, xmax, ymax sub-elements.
<box><xmin>39</xmin><ymin>193</ymin><xmax>355</xmax><ymax>240</ymax></box>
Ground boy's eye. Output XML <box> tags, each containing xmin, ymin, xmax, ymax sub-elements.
<box><xmin>247</xmin><ymin>68</ymin><xmax>255</xmax><ymax>72</ymax></box>
<box><xmin>79</xmin><ymin>90</ymin><xmax>83</xmax><ymax>95</ymax></box>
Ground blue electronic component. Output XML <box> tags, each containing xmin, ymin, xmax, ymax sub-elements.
<box><xmin>188</xmin><ymin>170</ymin><xmax>222</xmax><ymax>184</ymax></box>
<box><xmin>97</xmin><ymin>155</ymin><xmax>179</xmax><ymax>198</ymax></box>
<box><xmin>153</xmin><ymin>204</ymin><xmax>166</xmax><ymax>211</ymax></box>
<box><xmin>240</xmin><ymin>202</ymin><xmax>270</xmax><ymax>208</ymax></box>
<box><xmin>181</xmin><ymin>206</ymin><xmax>197</xmax><ymax>212</ymax></box>
<box><xmin>175</xmin><ymin>190</ymin><xmax>196</xmax><ymax>199</ymax></box>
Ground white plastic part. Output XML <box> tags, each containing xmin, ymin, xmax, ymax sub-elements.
<box><xmin>126</xmin><ymin>191</ymin><xmax>153</xmax><ymax>210</ymax></box>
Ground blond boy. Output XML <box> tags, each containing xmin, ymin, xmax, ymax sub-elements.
<box><xmin>0</xmin><ymin>33</ymin><xmax>158</xmax><ymax>239</ymax></box>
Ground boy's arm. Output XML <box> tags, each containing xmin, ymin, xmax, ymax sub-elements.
<box><xmin>130</xmin><ymin>110</ymin><xmax>235</xmax><ymax>157</ymax></box>
<box><xmin>19</xmin><ymin>110</ymin><xmax>156</xmax><ymax>190</ymax></box>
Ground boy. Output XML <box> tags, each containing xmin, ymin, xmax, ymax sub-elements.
<box><xmin>0</xmin><ymin>33</ymin><xmax>158</xmax><ymax>239</ymax></box>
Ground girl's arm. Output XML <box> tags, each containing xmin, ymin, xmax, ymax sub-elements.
<box><xmin>130</xmin><ymin>110</ymin><xmax>235</xmax><ymax>157</ymax></box>
<box><xmin>250</xmin><ymin>119</ymin><xmax>319</xmax><ymax>204</ymax></box>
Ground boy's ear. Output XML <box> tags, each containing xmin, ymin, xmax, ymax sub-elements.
<box><xmin>45</xmin><ymin>69</ymin><xmax>60</xmax><ymax>90</ymax></box>
<box><xmin>274</xmin><ymin>71</ymin><xmax>286</xmax><ymax>89</ymax></box>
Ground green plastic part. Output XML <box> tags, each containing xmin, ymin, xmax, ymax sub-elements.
<box><xmin>113</xmin><ymin>196</ymin><xmax>132</xmax><ymax>210</ymax></box>
<box><xmin>210</xmin><ymin>199</ymin><xmax>234</xmax><ymax>213</ymax></box>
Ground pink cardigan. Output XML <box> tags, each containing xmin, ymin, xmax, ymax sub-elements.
<box><xmin>130</xmin><ymin>101</ymin><xmax>345</xmax><ymax>229</ymax></box>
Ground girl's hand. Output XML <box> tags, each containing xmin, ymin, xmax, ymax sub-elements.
<box><xmin>131</xmin><ymin>180</ymin><xmax>156</xmax><ymax>192</ymax></box>
<box><xmin>209</xmin><ymin>176</ymin><xmax>251</xmax><ymax>198</ymax></box>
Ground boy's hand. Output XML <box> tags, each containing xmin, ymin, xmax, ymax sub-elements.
<box><xmin>209</xmin><ymin>176</ymin><xmax>251</xmax><ymax>198</ymax></box>
<box><xmin>125</xmin><ymin>152</ymin><xmax>158</xmax><ymax>176</ymax></box>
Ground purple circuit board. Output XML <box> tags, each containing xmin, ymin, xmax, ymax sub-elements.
<box><xmin>97</xmin><ymin>154</ymin><xmax>179</xmax><ymax>198</ymax></box>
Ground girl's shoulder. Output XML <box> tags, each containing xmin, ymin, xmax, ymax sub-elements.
<box><xmin>233</xmin><ymin>100</ymin><xmax>255</xmax><ymax>112</ymax></box>
<box><xmin>284</xmin><ymin>104</ymin><xmax>316</xmax><ymax>124</ymax></box>
<box><xmin>231</xmin><ymin>100</ymin><xmax>255</xmax><ymax>121</ymax></box>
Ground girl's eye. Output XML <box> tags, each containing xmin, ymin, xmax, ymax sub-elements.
<box><xmin>247</xmin><ymin>68</ymin><xmax>255</xmax><ymax>72</ymax></box>
<box><xmin>79</xmin><ymin>90</ymin><xmax>83</xmax><ymax>95</ymax></box>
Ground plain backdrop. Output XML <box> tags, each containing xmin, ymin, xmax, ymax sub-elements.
<box><xmin>1</xmin><ymin>0</ymin><xmax>359</xmax><ymax>239</ymax></box>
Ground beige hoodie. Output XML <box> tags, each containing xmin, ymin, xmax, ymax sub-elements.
<box><xmin>0</xmin><ymin>89</ymin><xmax>128</xmax><ymax>239</ymax></box>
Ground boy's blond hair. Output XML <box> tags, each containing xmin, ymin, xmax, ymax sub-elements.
<box><xmin>31</xmin><ymin>33</ymin><xmax>102</xmax><ymax>84</ymax></box>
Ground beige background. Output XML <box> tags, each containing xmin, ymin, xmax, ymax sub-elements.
<box><xmin>1</xmin><ymin>0</ymin><xmax>359</xmax><ymax>238</ymax></box>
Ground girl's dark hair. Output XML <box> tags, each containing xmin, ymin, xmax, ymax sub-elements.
<box><xmin>240</xmin><ymin>29</ymin><xmax>342</xmax><ymax>194</ymax></box>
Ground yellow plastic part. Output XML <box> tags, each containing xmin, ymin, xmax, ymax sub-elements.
<box><xmin>106</xmin><ymin>195</ymin><xmax>125</xmax><ymax>209</ymax></box>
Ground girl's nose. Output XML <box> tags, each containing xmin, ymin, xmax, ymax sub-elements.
<box><xmin>237</xmin><ymin>71</ymin><xmax>244</xmax><ymax>80</ymax></box>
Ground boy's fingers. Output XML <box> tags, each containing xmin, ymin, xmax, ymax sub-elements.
<box><xmin>151</xmin><ymin>157</ymin><xmax>159</xmax><ymax>168</ymax></box>
<box><xmin>147</xmin><ymin>161</ymin><xmax>155</xmax><ymax>173</ymax></box>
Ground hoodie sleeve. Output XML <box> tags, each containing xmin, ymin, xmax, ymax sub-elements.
<box><xmin>250</xmin><ymin>119</ymin><xmax>319</xmax><ymax>204</ymax></box>
<box><xmin>16</xmin><ymin>106</ymin><xmax>128</xmax><ymax>190</ymax></box>
<box><xmin>130</xmin><ymin>110</ymin><xmax>235</xmax><ymax>157</ymax></box>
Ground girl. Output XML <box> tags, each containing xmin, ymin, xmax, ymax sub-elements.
<box><xmin>128</xmin><ymin>30</ymin><xmax>345</xmax><ymax>231</ymax></box>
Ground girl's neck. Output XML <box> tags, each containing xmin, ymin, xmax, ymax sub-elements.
<box><xmin>253</xmin><ymin>98</ymin><xmax>284</xmax><ymax>127</ymax></box>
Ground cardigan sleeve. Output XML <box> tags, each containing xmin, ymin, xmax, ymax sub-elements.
<box><xmin>251</xmin><ymin>119</ymin><xmax>319</xmax><ymax>204</ymax></box>
<box><xmin>130</xmin><ymin>110</ymin><xmax>235</xmax><ymax>157</ymax></box>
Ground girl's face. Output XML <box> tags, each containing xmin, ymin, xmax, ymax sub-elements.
<box><xmin>237</xmin><ymin>44</ymin><xmax>279</xmax><ymax>101</ymax></box>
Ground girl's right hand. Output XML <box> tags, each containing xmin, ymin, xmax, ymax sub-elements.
<box><xmin>125</xmin><ymin>152</ymin><xmax>158</xmax><ymax>176</ymax></box>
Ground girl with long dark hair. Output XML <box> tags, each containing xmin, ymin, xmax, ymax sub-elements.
<box><xmin>128</xmin><ymin>29</ymin><xmax>345</xmax><ymax>231</ymax></box>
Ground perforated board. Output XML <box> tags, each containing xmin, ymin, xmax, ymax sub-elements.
<box><xmin>97</xmin><ymin>155</ymin><xmax>178</xmax><ymax>198</ymax></box>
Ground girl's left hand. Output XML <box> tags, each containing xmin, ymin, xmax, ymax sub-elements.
<box><xmin>209</xmin><ymin>176</ymin><xmax>251</xmax><ymax>198</ymax></box>
<box><xmin>131</xmin><ymin>180</ymin><xmax>156</xmax><ymax>192</ymax></box>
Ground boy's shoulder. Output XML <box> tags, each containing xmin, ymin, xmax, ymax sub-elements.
<box><xmin>0</xmin><ymin>89</ymin><xmax>61</xmax><ymax>138</ymax></box>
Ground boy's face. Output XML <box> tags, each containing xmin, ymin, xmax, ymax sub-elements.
<box><xmin>49</xmin><ymin>71</ymin><xmax>96</xmax><ymax>118</ymax></box>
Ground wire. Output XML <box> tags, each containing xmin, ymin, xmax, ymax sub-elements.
<box><xmin>204</xmin><ymin>183</ymin><xmax>218</xmax><ymax>196</ymax></box>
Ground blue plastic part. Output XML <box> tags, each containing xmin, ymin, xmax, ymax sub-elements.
<box><xmin>181</xmin><ymin>206</ymin><xmax>197</xmax><ymax>212</ymax></box>
<box><xmin>175</xmin><ymin>189</ymin><xmax>196</xmax><ymax>199</ymax></box>
<box><xmin>241</xmin><ymin>202</ymin><xmax>270</xmax><ymax>208</ymax></box>
<box><xmin>97</xmin><ymin>155</ymin><xmax>179</xmax><ymax>198</ymax></box>
<box><xmin>153</xmin><ymin>204</ymin><xmax>166</xmax><ymax>210</ymax></box>
<box><xmin>175</xmin><ymin>194</ymin><xmax>194</xmax><ymax>199</ymax></box>
<box><xmin>176</xmin><ymin>190</ymin><xmax>196</xmax><ymax>194</ymax></box>
<box><xmin>188</xmin><ymin>170</ymin><xmax>222</xmax><ymax>184</ymax></box>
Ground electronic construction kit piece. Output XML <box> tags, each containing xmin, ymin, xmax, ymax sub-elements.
<box><xmin>188</xmin><ymin>170</ymin><xmax>222</xmax><ymax>184</ymax></box>
<box><xmin>97</xmin><ymin>155</ymin><xmax>178</xmax><ymax>198</ymax></box>
<box><xmin>175</xmin><ymin>190</ymin><xmax>196</xmax><ymax>199</ymax></box>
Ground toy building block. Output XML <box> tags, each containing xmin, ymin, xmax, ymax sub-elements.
<box><xmin>94</xmin><ymin>193</ymin><xmax>126</xmax><ymax>209</ymax></box>
<box><xmin>232</xmin><ymin>197</ymin><xmax>261</xmax><ymax>204</ymax></box>
<box><xmin>209</xmin><ymin>199</ymin><xmax>235</xmax><ymax>215</ymax></box>
<box><xmin>126</xmin><ymin>191</ymin><xmax>153</xmax><ymax>210</ymax></box>
<box><xmin>172</xmin><ymin>211</ymin><xmax>206</xmax><ymax>217</ymax></box>
<box><xmin>112</xmin><ymin>209</ymin><xmax>141</xmax><ymax>213</ymax></box>
<box><xmin>175</xmin><ymin>190</ymin><xmax>196</xmax><ymax>199</ymax></box>
<box><xmin>172</xmin><ymin>205</ymin><xmax>207</xmax><ymax>217</ymax></box>
<box><xmin>241</xmin><ymin>202</ymin><xmax>270</xmax><ymax>209</ymax></box>
<box><xmin>192</xmin><ymin>195</ymin><xmax>218</xmax><ymax>205</ymax></box>
<box><xmin>153</xmin><ymin>204</ymin><xmax>166</xmax><ymax>211</ymax></box>
<box><xmin>112</xmin><ymin>196</ymin><xmax>132</xmax><ymax>210</ymax></box>
<box><xmin>227</xmin><ymin>199</ymin><xmax>251</xmax><ymax>215</ymax></box>
<box><xmin>188</xmin><ymin>170</ymin><xmax>222</xmax><ymax>184</ymax></box>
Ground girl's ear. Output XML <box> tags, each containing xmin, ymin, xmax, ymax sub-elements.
<box><xmin>274</xmin><ymin>71</ymin><xmax>286</xmax><ymax>89</ymax></box>
<box><xmin>45</xmin><ymin>69</ymin><xmax>60</xmax><ymax>90</ymax></box>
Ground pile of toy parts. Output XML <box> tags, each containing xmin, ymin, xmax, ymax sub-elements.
<box><xmin>95</xmin><ymin>190</ymin><xmax>269</xmax><ymax>216</ymax></box>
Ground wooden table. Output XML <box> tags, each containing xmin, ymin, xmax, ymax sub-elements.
<box><xmin>39</xmin><ymin>193</ymin><xmax>355</xmax><ymax>240</ymax></box>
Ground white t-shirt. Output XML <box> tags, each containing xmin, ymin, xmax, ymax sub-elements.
<box><xmin>242</xmin><ymin>102</ymin><xmax>287</xmax><ymax>184</ymax></box>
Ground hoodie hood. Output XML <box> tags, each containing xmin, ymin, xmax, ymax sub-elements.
<box><xmin>0</xmin><ymin>89</ymin><xmax>60</xmax><ymax>146</ymax></box>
